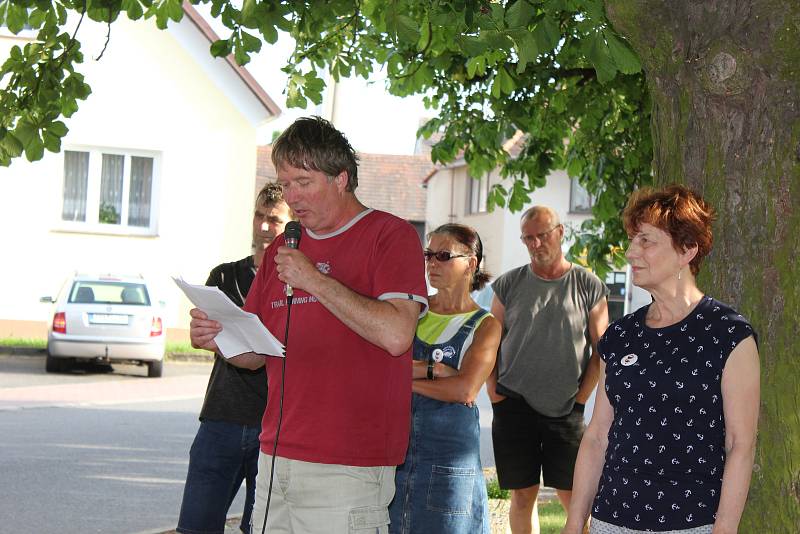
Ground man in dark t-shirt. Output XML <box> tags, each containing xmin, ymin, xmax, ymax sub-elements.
<box><xmin>177</xmin><ymin>183</ymin><xmax>292</xmax><ymax>534</ymax></box>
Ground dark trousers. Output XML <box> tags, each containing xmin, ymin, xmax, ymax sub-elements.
<box><xmin>177</xmin><ymin>420</ymin><xmax>261</xmax><ymax>534</ymax></box>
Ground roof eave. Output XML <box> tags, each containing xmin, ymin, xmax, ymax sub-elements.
<box><xmin>181</xmin><ymin>1</ymin><xmax>281</xmax><ymax>119</ymax></box>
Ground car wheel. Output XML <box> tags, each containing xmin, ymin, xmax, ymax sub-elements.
<box><xmin>147</xmin><ymin>360</ymin><xmax>163</xmax><ymax>378</ymax></box>
<box><xmin>45</xmin><ymin>353</ymin><xmax>66</xmax><ymax>373</ymax></box>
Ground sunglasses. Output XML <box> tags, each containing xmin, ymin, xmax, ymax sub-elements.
<box><xmin>423</xmin><ymin>250</ymin><xmax>470</xmax><ymax>262</ymax></box>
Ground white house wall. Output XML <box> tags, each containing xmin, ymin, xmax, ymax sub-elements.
<box><xmin>0</xmin><ymin>17</ymin><xmax>260</xmax><ymax>340</ymax></box>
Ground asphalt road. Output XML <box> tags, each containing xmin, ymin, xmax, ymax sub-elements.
<box><xmin>0</xmin><ymin>354</ymin><xmax>234</xmax><ymax>534</ymax></box>
<box><xmin>0</xmin><ymin>353</ymin><xmax>498</xmax><ymax>534</ymax></box>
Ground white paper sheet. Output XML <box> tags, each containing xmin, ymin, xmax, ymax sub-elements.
<box><xmin>173</xmin><ymin>277</ymin><xmax>284</xmax><ymax>359</ymax></box>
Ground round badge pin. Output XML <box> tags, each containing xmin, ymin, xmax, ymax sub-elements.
<box><xmin>432</xmin><ymin>348</ymin><xmax>444</xmax><ymax>362</ymax></box>
<box><xmin>621</xmin><ymin>354</ymin><xmax>638</xmax><ymax>366</ymax></box>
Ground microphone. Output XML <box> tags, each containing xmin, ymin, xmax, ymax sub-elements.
<box><xmin>283</xmin><ymin>221</ymin><xmax>302</xmax><ymax>297</ymax></box>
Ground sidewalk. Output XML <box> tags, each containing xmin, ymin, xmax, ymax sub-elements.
<box><xmin>155</xmin><ymin>476</ymin><xmax>557</xmax><ymax>534</ymax></box>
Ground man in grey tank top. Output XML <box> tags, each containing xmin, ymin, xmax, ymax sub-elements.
<box><xmin>488</xmin><ymin>206</ymin><xmax>609</xmax><ymax>534</ymax></box>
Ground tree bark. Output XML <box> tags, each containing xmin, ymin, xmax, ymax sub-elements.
<box><xmin>605</xmin><ymin>1</ymin><xmax>800</xmax><ymax>531</ymax></box>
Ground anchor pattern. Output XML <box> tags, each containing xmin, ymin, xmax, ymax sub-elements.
<box><xmin>591</xmin><ymin>296</ymin><xmax>754</xmax><ymax>530</ymax></box>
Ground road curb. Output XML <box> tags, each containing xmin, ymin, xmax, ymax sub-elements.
<box><xmin>1</xmin><ymin>346</ymin><xmax>214</xmax><ymax>363</ymax></box>
<box><xmin>0</xmin><ymin>347</ymin><xmax>46</xmax><ymax>356</ymax></box>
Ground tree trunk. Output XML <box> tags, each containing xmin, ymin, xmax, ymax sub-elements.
<box><xmin>605</xmin><ymin>1</ymin><xmax>800</xmax><ymax>531</ymax></box>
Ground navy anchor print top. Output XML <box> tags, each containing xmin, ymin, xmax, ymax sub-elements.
<box><xmin>592</xmin><ymin>296</ymin><xmax>755</xmax><ymax>531</ymax></box>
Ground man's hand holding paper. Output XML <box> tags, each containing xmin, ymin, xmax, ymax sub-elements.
<box><xmin>176</xmin><ymin>278</ymin><xmax>284</xmax><ymax>359</ymax></box>
<box><xmin>189</xmin><ymin>307</ymin><xmax>223</xmax><ymax>353</ymax></box>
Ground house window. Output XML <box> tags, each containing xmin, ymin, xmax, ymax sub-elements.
<box><xmin>569</xmin><ymin>177</ymin><xmax>594</xmax><ymax>214</ymax></box>
<box><xmin>467</xmin><ymin>174</ymin><xmax>490</xmax><ymax>214</ymax></box>
<box><xmin>605</xmin><ymin>270</ymin><xmax>628</xmax><ymax>321</ymax></box>
<box><xmin>61</xmin><ymin>148</ymin><xmax>159</xmax><ymax>235</ymax></box>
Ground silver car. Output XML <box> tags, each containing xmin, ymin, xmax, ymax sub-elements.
<box><xmin>44</xmin><ymin>275</ymin><xmax>166</xmax><ymax>377</ymax></box>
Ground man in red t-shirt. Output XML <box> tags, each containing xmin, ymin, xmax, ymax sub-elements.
<box><xmin>190</xmin><ymin>116</ymin><xmax>427</xmax><ymax>534</ymax></box>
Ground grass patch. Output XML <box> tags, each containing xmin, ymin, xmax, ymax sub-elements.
<box><xmin>539</xmin><ymin>500</ymin><xmax>567</xmax><ymax>533</ymax></box>
<box><xmin>486</xmin><ymin>477</ymin><xmax>510</xmax><ymax>499</ymax></box>
<box><xmin>165</xmin><ymin>341</ymin><xmax>209</xmax><ymax>355</ymax></box>
<box><xmin>484</xmin><ymin>476</ymin><xmax>566</xmax><ymax>533</ymax></box>
<box><xmin>0</xmin><ymin>338</ymin><xmax>46</xmax><ymax>349</ymax></box>
<box><xmin>0</xmin><ymin>338</ymin><xmax>209</xmax><ymax>357</ymax></box>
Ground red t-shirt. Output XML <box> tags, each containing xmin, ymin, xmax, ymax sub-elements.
<box><xmin>244</xmin><ymin>209</ymin><xmax>428</xmax><ymax>466</ymax></box>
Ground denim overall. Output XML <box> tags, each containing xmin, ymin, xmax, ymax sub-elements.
<box><xmin>389</xmin><ymin>309</ymin><xmax>490</xmax><ymax>534</ymax></box>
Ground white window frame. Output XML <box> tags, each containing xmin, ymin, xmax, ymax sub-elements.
<box><xmin>0</xmin><ymin>27</ymin><xmax>36</xmax><ymax>38</ymax></box>
<box><xmin>466</xmin><ymin>172</ymin><xmax>492</xmax><ymax>215</ymax></box>
<box><xmin>56</xmin><ymin>145</ymin><xmax>161</xmax><ymax>236</ymax></box>
<box><xmin>605</xmin><ymin>270</ymin><xmax>628</xmax><ymax>321</ymax></box>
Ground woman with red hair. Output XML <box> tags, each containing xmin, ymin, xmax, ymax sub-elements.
<box><xmin>564</xmin><ymin>185</ymin><xmax>760</xmax><ymax>534</ymax></box>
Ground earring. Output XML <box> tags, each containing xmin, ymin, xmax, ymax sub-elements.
<box><xmin>678</xmin><ymin>268</ymin><xmax>682</xmax><ymax>280</ymax></box>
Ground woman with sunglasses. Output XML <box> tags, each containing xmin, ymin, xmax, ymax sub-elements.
<box><xmin>389</xmin><ymin>224</ymin><xmax>502</xmax><ymax>534</ymax></box>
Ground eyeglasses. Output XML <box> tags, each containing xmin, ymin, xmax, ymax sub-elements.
<box><xmin>520</xmin><ymin>224</ymin><xmax>561</xmax><ymax>245</ymax></box>
<box><xmin>423</xmin><ymin>250</ymin><xmax>470</xmax><ymax>262</ymax></box>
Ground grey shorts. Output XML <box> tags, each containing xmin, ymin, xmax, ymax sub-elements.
<box><xmin>589</xmin><ymin>518</ymin><xmax>713</xmax><ymax>534</ymax></box>
<box><xmin>252</xmin><ymin>453</ymin><xmax>395</xmax><ymax>533</ymax></box>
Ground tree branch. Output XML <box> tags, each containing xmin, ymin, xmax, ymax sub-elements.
<box><xmin>94</xmin><ymin>9</ymin><xmax>113</xmax><ymax>61</ymax></box>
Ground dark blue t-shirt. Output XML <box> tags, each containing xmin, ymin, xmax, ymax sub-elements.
<box><xmin>592</xmin><ymin>296</ymin><xmax>755</xmax><ymax>531</ymax></box>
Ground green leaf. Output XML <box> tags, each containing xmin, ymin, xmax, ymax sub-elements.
<box><xmin>479</xmin><ymin>30</ymin><xmax>513</xmax><ymax>50</ymax></box>
<box><xmin>388</xmin><ymin>13</ymin><xmax>420</xmax><ymax>44</ymax></box>
<box><xmin>13</xmin><ymin>121</ymin><xmax>37</xmax><ymax>147</ymax></box>
<box><xmin>234</xmin><ymin>41</ymin><xmax>250</xmax><ymax>65</ymax></box>
<box><xmin>593</xmin><ymin>189</ymin><xmax>617</xmax><ymax>220</ymax></box>
<box><xmin>61</xmin><ymin>99</ymin><xmax>80</xmax><ymax>118</ymax></box>
<box><xmin>604</xmin><ymin>31</ymin><xmax>641</xmax><ymax>74</ymax></box>
<box><xmin>155</xmin><ymin>9</ymin><xmax>168</xmax><ymax>29</ymax></box>
<box><xmin>210</xmin><ymin>0</ymin><xmax>224</xmax><ymax>18</ymax></box>
<box><xmin>583</xmin><ymin>32</ymin><xmax>617</xmax><ymax>83</ymax></box>
<box><xmin>240</xmin><ymin>30</ymin><xmax>262</xmax><ymax>53</ymax></box>
<box><xmin>488</xmin><ymin>185</ymin><xmax>506</xmax><ymax>209</ymax></box>
<box><xmin>506</xmin><ymin>0</ymin><xmax>533</xmax><ymax>28</ymax></box>
<box><xmin>510</xmin><ymin>30</ymin><xmax>538</xmax><ymax>73</ymax></box>
<box><xmin>210</xmin><ymin>38</ymin><xmax>231</xmax><ymax>57</ymax></box>
<box><xmin>491</xmin><ymin>66</ymin><xmax>515</xmax><ymax>97</ymax></box>
<box><xmin>6</xmin><ymin>3</ymin><xmax>28</xmax><ymax>34</ymax></box>
<box><xmin>533</xmin><ymin>16</ymin><xmax>560</xmax><ymax>54</ymax></box>
<box><xmin>123</xmin><ymin>0</ymin><xmax>144</xmax><ymax>20</ymax></box>
<box><xmin>24</xmin><ymin>137</ymin><xmax>45</xmax><ymax>162</ymax></box>
<box><xmin>0</xmin><ymin>133</ymin><xmax>23</xmax><ymax>158</ymax></box>
<box><xmin>581</xmin><ymin>0</ymin><xmax>605</xmax><ymax>21</ymax></box>
<box><xmin>43</xmin><ymin>130</ymin><xmax>61</xmax><ymax>152</ymax></box>
<box><xmin>567</xmin><ymin>154</ymin><xmax>584</xmax><ymax>177</ymax></box>
<box><xmin>456</xmin><ymin>35</ymin><xmax>489</xmax><ymax>56</ymax></box>
<box><xmin>241</xmin><ymin>0</ymin><xmax>256</xmax><ymax>21</ymax></box>
<box><xmin>48</xmin><ymin>121</ymin><xmax>68</xmax><ymax>137</ymax></box>
<box><xmin>465</xmin><ymin>56</ymin><xmax>486</xmax><ymax>79</ymax></box>
<box><xmin>544</xmin><ymin>0</ymin><xmax>566</xmax><ymax>11</ymax></box>
<box><xmin>167</xmin><ymin>0</ymin><xmax>183</xmax><ymax>22</ymax></box>
<box><xmin>28</xmin><ymin>8</ymin><xmax>47</xmax><ymax>29</ymax></box>
<box><xmin>259</xmin><ymin>21</ymin><xmax>278</xmax><ymax>44</ymax></box>
<box><xmin>509</xmin><ymin>180</ymin><xmax>530</xmax><ymax>212</ymax></box>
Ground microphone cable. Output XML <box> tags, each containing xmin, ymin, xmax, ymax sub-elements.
<box><xmin>261</xmin><ymin>221</ymin><xmax>301</xmax><ymax>534</ymax></box>
<box><xmin>260</xmin><ymin>292</ymin><xmax>292</xmax><ymax>534</ymax></box>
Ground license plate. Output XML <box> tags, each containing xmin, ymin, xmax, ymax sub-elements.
<box><xmin>89</xmin><ymin>314</ymin><xmax>129</xmax><ymax>325</ymax></box>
